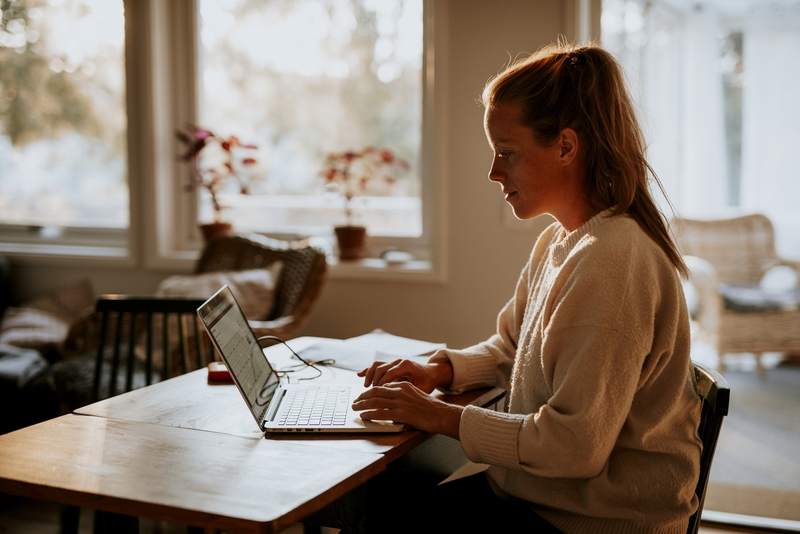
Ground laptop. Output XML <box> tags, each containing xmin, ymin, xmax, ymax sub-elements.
<box><xmin>197</xmin><ymin>285</ymin><xmax>404</xmax><ymax>434</ymax></box>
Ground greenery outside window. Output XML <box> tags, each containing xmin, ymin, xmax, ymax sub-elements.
<box><xmin>196</xmin><ymin>0</ymin><xmax>424</xmax><ymax>243</ymax></box>
<box><xmin>0</xmin><ymin>0</ymin><xmax>128</xmax><ymax>253</ymax></box>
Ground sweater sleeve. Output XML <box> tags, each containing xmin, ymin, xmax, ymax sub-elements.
<box><xmin>428</xmin><ymin>251</ymin><xmax>536</xmax><ymax>394</ymax></box>
<box><xmin>459</xmin><ymin>234</ymin><xmax>673</xmax><ymax>478</ymax></box>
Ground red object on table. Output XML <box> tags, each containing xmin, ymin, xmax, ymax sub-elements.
<box><xmin>207</xmin><ymin>361</ymin><xmax>233</xmax><ymax>383</ymax></box>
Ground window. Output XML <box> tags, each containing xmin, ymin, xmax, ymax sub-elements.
<box><xmin>0</xmin><ymin>0</ymin><xmax>443</xmax><ymax>275</ymax></box>
<box><xmin>196</xmin><ymin>0</ymin><xmax>423</xmax><ymax>238</ymax></box>
<box><xmin>602</xmin><ymin>0</ymin><xmax>800</xmax><ymax>257</ymax></box>
<box><xmin>0</xmin><ymin>0</ymin><xmax>127</xmax><ymax>232</ymax></box>
<box><xmin>602</xmin><ymin>0</ymin><xmax>800</xmax><ymax>527</ymax></box>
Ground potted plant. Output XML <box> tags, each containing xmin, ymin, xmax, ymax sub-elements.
<box><xmin>320</xmin><ymin>147</ymin><xmax>409</xmax><ymax>260</ymax></box>
<box><xmin>176</xmin><ymin>125</ymin><xmax>260</xmax><ymax>242</ymax></box>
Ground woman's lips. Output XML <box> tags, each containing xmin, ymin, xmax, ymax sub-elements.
<box><xmin>504</xmin><ymin>191</ymin><xmax>517</xmax><ymax>201</ymax></box>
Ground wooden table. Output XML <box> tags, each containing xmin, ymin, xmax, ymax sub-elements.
<box><xmin>0</xmin><ymin>337</ymin><xmax>505</xmax><ymax>532</ymax></box>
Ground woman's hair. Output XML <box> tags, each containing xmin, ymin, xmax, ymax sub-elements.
<box><xmin>482</xmin><ymin>42</ymin><xmax>687</xmax><ymax>277</ymax></box>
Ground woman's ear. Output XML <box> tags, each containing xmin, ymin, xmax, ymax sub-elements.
<box><xmin>558</xmin><ymin>128</ymin><xmax>579</xmax><ymax>165</ymax></box>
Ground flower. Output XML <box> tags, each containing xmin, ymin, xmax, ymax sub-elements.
<box><xmin>176</xmin><ymin>125</ymin><xmax>260</xmax><ymax>222</ymax></box>
<box><xmin>320</xmin><ymin>146</ymin><xmax>409</xmax><ymax>226</ymax></box>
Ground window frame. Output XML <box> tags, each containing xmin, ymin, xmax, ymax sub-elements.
<box><xmin>148</xmin><ymin>0</ymin><xmax>448</xmax><ymax>280</ymax></box>
<box><xmin>0</xmin><ymin>0</ymin><xmax>133</xmax><ymax>265</ymax></box>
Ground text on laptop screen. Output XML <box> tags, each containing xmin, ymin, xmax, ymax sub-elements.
<box><xmin>199</xmin><ymin>288</ymin><xmax>279</xmax><ymax>418</ymax></box>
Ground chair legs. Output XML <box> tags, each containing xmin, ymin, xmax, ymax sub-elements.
<box><xmin>93</xmin><ymin>510</ymin><xmax>138</xmax><ymax>534</ymax></box>
<box><xmin>60</xmin><ymin>505</ymin><xmax>80</xmax><ymax>534</ymax></box>
<box><xmin>754</xmin><ymin>352</ymin><xmax>765</xmax><ymax>376</ymax></box>
<box><xmin>717</xmin><ymin>350</ymin><xmax>770</xmax><ymax>375</ymax></box>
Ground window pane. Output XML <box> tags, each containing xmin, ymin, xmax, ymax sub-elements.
<box><xmin>198</xmin><ymin>0</ymin><xmax>422</xmax><ymax>237</ymax></box>
<box><xmin>0</xmin><ymin>0</ymin><xmax>127</xmax><ymax>229</ymax></box>
<box><xmin>602</xmin><ymin>0</ymin><xmax>800</xmax><ymax>257</ymax></box>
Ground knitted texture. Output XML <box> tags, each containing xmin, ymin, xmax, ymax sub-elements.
<box><xmin>430</xmin><ymin>211</ymin><xmax>702</xmax><ymax>533</ymax></box>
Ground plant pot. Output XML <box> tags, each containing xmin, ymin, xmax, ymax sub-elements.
<box><xmin>199</xmin><ymin>221</ymin><xmax>233</xmax><ymax>242</ymax></box>
<box><xmin>334</xmin><ymin>225</ymin><xmax>367</xmax><ymax>260</ymax></box>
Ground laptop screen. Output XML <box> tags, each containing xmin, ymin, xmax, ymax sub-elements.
<box><xmin>198</xmin><ymin>286</ymin><xmax>279</xmax><ymax>426</ymax></box>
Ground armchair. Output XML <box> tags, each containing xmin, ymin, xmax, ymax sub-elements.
<box><xmin>195</xmin><ymin>234</ymin><xmax>327</xmax><ymax>339</ymax></box>
<box><xmin>672</xmin><ymin>214</ymin><xmax>800</xmax><ymax>373</ymax></box>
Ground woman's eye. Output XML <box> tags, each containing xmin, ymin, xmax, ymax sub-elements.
<box><xmin>497</xmin><ymin>151</ymin><xmax>512</xmax><ymax>159</ymax></box>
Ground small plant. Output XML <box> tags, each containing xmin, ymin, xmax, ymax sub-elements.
<box><xmin>320</xmin><ymin>146</ymin><xmax>409</xmax><ymax>226</ymax></box>
<box><xmin>176</xmin><ymin>125</ymin><xmax>260</xmax><ymax>222</ymax></box>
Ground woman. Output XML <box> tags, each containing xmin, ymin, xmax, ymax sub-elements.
<box><xmin>353</xmin><ymin>43</ymin><xmax>702</xmax><ymax>533</ymax></box>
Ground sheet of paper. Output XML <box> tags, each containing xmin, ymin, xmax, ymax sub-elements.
<box><xmin>295</xmin><ymin>339</ymin><xmax>375</xmax><ymax>372</ymax></box>
<box><xmin>296</xmin><ymin>331</ymin><xmax>447</xmax><ymax>372</ymax></box>
<box><xmin>346</xmin><ymin>330</ymin><xmax>446</xmax><ymax>360</ymax></box>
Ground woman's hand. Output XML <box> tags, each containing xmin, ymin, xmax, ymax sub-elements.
<box><xmin>352</xmin><ymin>381</ymin><xmax>463</xmax><ymax>438</ymax></box>
<box><xmin>357</xmin><ymin>358</ymin><xmax>453</xmax><ymax>394</ymax></box>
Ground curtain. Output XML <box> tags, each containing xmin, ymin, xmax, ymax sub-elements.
<box><xmin>678</xmin><ymin>5</ymin><xmax>729</xmax><ymax>215</ymax></box>
<box><xmin>740</xmin><ymin>5</ymin><xmax>800</xmax><ymax>258</ymax></box>
<box><xmin>607</xmin><ymin>1</ymin><xmax>729</xmax><ymax>217</ymax></box>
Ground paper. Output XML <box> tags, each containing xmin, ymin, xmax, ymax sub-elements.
<box><xmin>295</xmin><ymin>339</ymin><xmax>375</xmax><ymax>372</ymax></box>
<box><xmin>295</xmin><ymin>330</ymin><xmax>446</xmax><ymax>372</ymax></box>
<box><xmin>346</xmin><ymin>330</ymin><xmax>446</xmax><ymax>360</ymax></box>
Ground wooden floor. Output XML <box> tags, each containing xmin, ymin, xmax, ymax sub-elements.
<box><xmin>0</xmin><ymin>494</ymin><xmax>781</xmax><ymax>533</ymax></box>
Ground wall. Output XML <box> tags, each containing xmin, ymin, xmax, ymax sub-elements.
<box><xmin>12</xmin><ymin>0</ymin><xmax>571</xmax><ymax>349</ymax></box>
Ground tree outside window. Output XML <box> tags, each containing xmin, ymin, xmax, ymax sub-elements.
<box><xmin>197</xmin><ymin>0</ymin><xmax>423</xmax><ymax>237</ymax></box>
<box><xmin>0</xmin><ymin>0</ymin><xmax>127</xmax><ymax>229</ymax></box>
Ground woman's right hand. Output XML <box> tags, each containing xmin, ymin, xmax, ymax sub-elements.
<box><xmin>357</xmin><ymin>358</ymin><xmax>453</xmax><ymax>394</ymax></box>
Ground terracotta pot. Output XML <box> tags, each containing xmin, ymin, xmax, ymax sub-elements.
<box><xmin>199</xmin><ymin>221</ymin><xmax>233</xmax><ymax>242</ymax></box>
<box><xmin>334</xmin><ymin>225</ymin><xmax>367</xmax><ymax>260</ymax></box>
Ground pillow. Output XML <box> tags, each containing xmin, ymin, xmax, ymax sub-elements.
<box><xmin>156</xmin><ymin>263</ymin><xmax>283</xmax><ymax>320</ymax></box>
<box><xmin>0</xmin><ymin>343</ymin><xmax>48</xmax><ymax>389</ymax></box>
<box><xmin>25</xmin><ymin>278</ymin><xmax>95</xmax><ymax>323</ymax></box>
<box><xmin>0</xmin><ymin>307</ymin><xmax>69</xmax><ymax>361</ymax></box>
<box><xmin>760</xmin><ymin>265</ymin><xmax>799</xmax><ymax>293</ymax></box>
<box><xmin>720</xmin><ymin>283</ymin><xmax>800</xmax><ymax>313</ymax></box>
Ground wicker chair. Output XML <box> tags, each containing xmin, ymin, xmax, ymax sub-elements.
<box><xmin>672</xmin><ymin>214</ymin><xmax>800</xmax><ymax>373</ymax></box>
<box><xmin>195</xmin><ymin>233</ymin><xmax>327</xmax><ymax>339</ymax></box>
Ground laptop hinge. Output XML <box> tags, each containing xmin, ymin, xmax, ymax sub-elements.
<box><xmin>263</xmin><ymin>386</ymin><xmax>286</xmax><ymax>427</ymax></box>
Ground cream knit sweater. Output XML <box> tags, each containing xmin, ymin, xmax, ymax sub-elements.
<box><xmin>430</xmin><ymin>211</ymin><xmax>702</xmax><ymax>534</ymax></box>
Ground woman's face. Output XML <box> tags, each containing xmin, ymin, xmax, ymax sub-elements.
<box><xmin>483</xmin><ymin>102</ymin><xmax>566</xmax><ymax>220</ymax></box>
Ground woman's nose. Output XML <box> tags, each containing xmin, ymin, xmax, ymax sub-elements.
<box><xmin>488</xmin><ymin>159</ymin><xmax>504</xmax><ymax>183</ymax></box>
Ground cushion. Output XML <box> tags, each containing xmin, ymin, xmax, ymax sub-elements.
<box><xmin>682</xmin><ymin>279</ymin><xmax>700</xmax><ymax>319</ymax></box>
<box><xmin>24</xmin><ymin>278</ymin><xmax>94</xmax><ymax>323</ymax></box>
<box><xmin>156</xmin><ymin>263</ymin><xmax>283</xmax><ymax>320</ymax></box>
<box><xmin>760</xmin><ymin>265</ymin><xmax>798</xmax><ymax>293</ymax></box>
<box><xmin>720</xmin><ymin>283</ymin><xmax>800</xmax><ymax>313</ymax></box>
<box><xmin>0</xmin><ymin>307</ymin><xmax>69</xmax><ymax>361</ymax></box>
<box><xmin>0</xmin><ymin>278</ymin><xmax>95</xmax><ymax>361</ymax></box>
<box><xmin>0</xmin><ymin>256</ymin><xmax>11</xmax><ymax>320</ymax></box>
<box><xmin>0</xmin><ymin>343</ymin><xmax>48</xmax><ymax>390</ymax></box>
<box><xmin>0</xmin><ymin>344</ymin><xmax>58</xmax><ymax>433</ymax></box>
<box><xmin>48</xmin><ymin>352</ymin><xmax>162</xmax><ymax>413</ymax></box>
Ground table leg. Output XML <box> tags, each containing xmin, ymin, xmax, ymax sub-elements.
<box><xmin>93</xmin><ymin>510</ymin><xmax>138</xmax><ymax>534</ymax></box>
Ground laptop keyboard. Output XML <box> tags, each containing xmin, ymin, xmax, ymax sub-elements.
<box><xmin>276</xmin><ymin>386</ymin><xmax>351</xmax><ymax>426</ymax></box>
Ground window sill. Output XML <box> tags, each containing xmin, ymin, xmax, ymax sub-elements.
<box><xmin>326</xmin><ymin>256</ymin><xmax>442</xmax><ymax>282</ymax></box>
<box><xmin>0</xmin><ymin>242</ymin><xmax>134</xmax><ymax>268</ymax></box>
<box><xmin>0</xmin><ymin>240</ymin><xmax>445</xmax><ymax>282</ymax></box>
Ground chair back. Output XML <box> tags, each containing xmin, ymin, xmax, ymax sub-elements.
<box><xmin>195</xmin><ymin>233</ymin><xmax>327</xmax><ymax>323</ymax></box>
<box><xmin>92</xmin><ymin>295</ymin><xmax>212</xmax><ymax>402</ymax></box>
<box><xmin>672</xmin><ymin>214</ymin><xmax>778</xmax><ymax>286</ymax></box>
<box><xmin>687</xmin><ymin>361</ymin><xmax>731</xmax><ymax>534</ymax></box>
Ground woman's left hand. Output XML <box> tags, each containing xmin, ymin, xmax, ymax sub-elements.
<box><xmin>352</xmin><ymin>381</ymin><xmax>464</xmax><ymax>439</ymax></box>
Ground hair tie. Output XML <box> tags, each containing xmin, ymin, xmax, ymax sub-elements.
<box><xmin>568</xmin><ymin>52</ymin><xmax>581</xmax><ymax>66</ymax></box>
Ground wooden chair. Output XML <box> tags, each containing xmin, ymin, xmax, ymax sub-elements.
<box><xmin>50</xmin><ymin>295</ymin><xmax>213</xmax><ymax>413</ymax></box>
<box><xmin>672</xmin><ymin>214</ymin><xmax>800</xmax><ymax>372</ymax></box>
<box><xmin>59</xmin><ymin>295</ymin><xmax>213</xmax><ymax>534</ymax></box>
<box><xmin>195</xmin><ymin>233</ymin><xmax>327</xmax><ymax>339</ymax></box>
<box><xmin>91</xmin><ymin>295</ymin><xmax>214</xmax><ymax>402</ymax></box>
<box><xmin>687</xmin><ymin>361</ymin><xmax>731</xmax><ymax>534</ymax></box>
